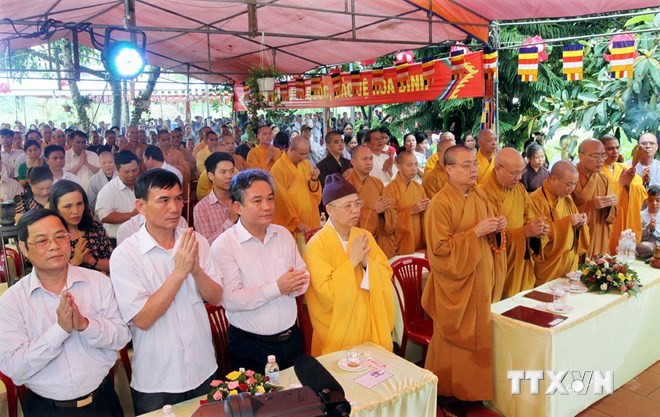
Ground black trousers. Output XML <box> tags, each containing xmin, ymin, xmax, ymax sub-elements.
<box><xmin>228</xmin><ymin>324</ymin><xmax>303</xmax><ymax>374</ymax></box>
<box><xmin>24</xmin><ymin>376</ymin><xmax>123</xmax><ymax>417</ymax></box>
<box><xmin>131</xmin><ymin>372</ymin><xmax>216</xmax><ymax>415</ymax></box>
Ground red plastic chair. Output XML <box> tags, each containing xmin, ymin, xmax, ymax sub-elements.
<box><xmin>0</xmin><ymin>371</ymin><xmax>23</xmax><ymax>417</ymax></box>
<box><xmin>304</xmin><ymin>228</ymin><xmax>322</xmax><ymax>243</ymax></box>
<box><xmin>296</xmin><ymin>295</ymin><xmax>312</xmax><ymax>355</ymax></box>
<box><xmin>391</xmin><ymin>256</ymin><xmax>433</xmax><ymax>358</ymax></box>
<box><xmin>205</xmin><ymin>304</ymin><xmax>232</xmax><ymax>377</ymax></box>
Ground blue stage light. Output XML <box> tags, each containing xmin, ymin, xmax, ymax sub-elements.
<box><xmin>103</xmin><ymin>41</ymin><xmax>146</xmax><ymax>79</ymax></box>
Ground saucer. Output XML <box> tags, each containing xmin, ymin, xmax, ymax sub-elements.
<box><xmin>567</xmin><ymin>284</ymin><xmax>588</xmax><ymax>294</ymax></box>
<box><xmin>338</xmin><ymin>358</ymin><xmax>368</xmax><ymax>372</ymax></box>
<box><xmin>540</xmin><ymin>303</ymin><xmax>574</xmax><ymax>314</ymax></box>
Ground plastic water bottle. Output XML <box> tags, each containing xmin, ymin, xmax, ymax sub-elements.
<box><xmin>161</xmin><ymin>405</ymin><xmax>176</xmax><ymax>416</ymax></box>
<box><xmin>617</xmin><ymin>230</ymin><xmax>636</xmax><ymax>263</ymax></box>
<box><xmin>320</xmin><ymin>213</ymin><xmax>327</xmax><ymax>227</ymax></box>
<box><xmin>265</xmin><ymin>355</ymin><xmax>280</xmax><ymax>386</ymax></box>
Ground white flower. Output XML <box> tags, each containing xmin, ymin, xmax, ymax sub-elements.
<box><xmin>603</xmin><ymin>261</ymin><xmax>609</xmax><ymax>269</ymax></box>
<box><xmin>600</xmin><ymin>283</ymin><xmax>608</xmax><ymax>291</ymax></box>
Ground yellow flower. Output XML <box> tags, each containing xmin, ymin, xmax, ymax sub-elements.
<box><xmin>229</xmin><ymin>390</ymin><xmax>238</xmax><ymax>396</ymax></box>
<box><xmin>226</xmin><ymin>371</ymin><xmax>241</xmax><ymax>381</ymax></box>
<box><xmin>256</xmin><ymin>385</ymin><xmax>265</xmax><ymax>394</ymax></box>
<box><xmin>596</xmin><ymin>270</ymin><xmax>602</xmax><ymax>276</ymax></box>
<box><xmin>618</xmin><ymin>273</ymin><xmax>625</xmax><ymax>281</ymax></box>
<box><xmin>582</xmin><ymin>269</ymin><xmax>589</xmax><ymax>275</ymax></box>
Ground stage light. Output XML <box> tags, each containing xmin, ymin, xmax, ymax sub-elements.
<box><xmin>102</xmin><ymin>28</ymin><xmax>147</xmax><ymax>79</ymax></box>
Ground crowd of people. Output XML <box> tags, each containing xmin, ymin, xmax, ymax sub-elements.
<box><xmin>0</xmin><ymin>115</ymin><xmax>657</xmax><ymax>417</ymax></box>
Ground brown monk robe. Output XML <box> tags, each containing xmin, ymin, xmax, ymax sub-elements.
<box><xmin>246</xmin><ymin>125</ymin><xmax>282</xmax><ymax>171</ymax></box>
<box><xmin>422</xmin><ymin>138</ymin><xmax>455</xmax><ymax>199</ymax></box>
<box><xmin>424</xmin><ymin>132</ymin><xmax>456</xmax><ymax>176</ymax></box>
<box><xmin>422</xmin><ymin>145</ymin><xmax>506</xmax><ymax>403</ymax></box>
<box><xmin>479</xmin><ymin>148</ymin><xmax>548</xmax><ymax>300</ymax></box>
<box><xmin>599</xmin><ymin>135</ymin><xmax>647</xmax><ymax>253</ymax></box>
<box><xmin>529</xmin><ymin>161</ymin><xmax>590</xmax><ymax>286</ymax></box>
<box><xmin>344</xmin><ymin>145</ymin><xmax>395</xmax><ymax>254</ymax></box>
<box><xmin>573</xmin><ymin>139</ymin><xmax>618</xmax><ymax>258</ymax></box>
<box><xmin>382</xmin><ymin>151</ymin><xmax>429</xmax><ymax>256</ymax></box>
<box><xmin>476</xmin><ymin>128</ymin><xmax>498</xmax><ymax>184</ymax></box>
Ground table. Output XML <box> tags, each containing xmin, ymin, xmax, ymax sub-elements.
<box><xmin>490</xmin><ymin>260</ymin><xmax>660</xmax><ymax>417</ymax></box>
<box><xmin>140</xmin><ymin>342</ymin><xmax>437</xmax><ymax>417</ymax></box>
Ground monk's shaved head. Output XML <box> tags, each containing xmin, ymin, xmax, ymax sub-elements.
<box><xmin>494</xmin><ymin>147</ymin><xmax>525</xmax><ymax>167</ymax></box>
<box><xmin>436</xmin><ymin>136</ymin><xmax>456</xmax><ymax>155</ymax></box>
<box><xmin>444</xmin><ymin>145</ymin><xmax>477</xmax><ymax>189</ymax></box>
<box><xmin>290</xmin><ymin>135</ymin><xmax>308</xmax><ymax>150</ymax></box>
<box><xmin>477</xmin><ymin>128</ymin><xmax>498</xmax><ymax>155</ymax></box>
<box><xmin>578</xmin><ymin>139</ymin><xmax>606</xmax><ymax>175</ymax></box>
<box><xmin>493</xmin><ymin>147</ymin><xmax>526</xmax><ymax>189</ymax></box>
<box><xmin>578</xmin><ymin>138</ymin><xmax>603</xmax><ymax>154</ymax></box>
<box><xmin>550</xmin><ymin>160</ymin><xmax>578</xmax><ymax>179</ymax></box>
<box><xmin>396</xmin><ymin>150</ymin><xmax>416</xmax><ymax>165</ymax></box>
<box><xmin>444</xmin><ymin>145</ymin><xmax>471</xmax><ymax>166</ymax></box>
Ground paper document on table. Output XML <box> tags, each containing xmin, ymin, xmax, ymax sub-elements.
<box><xmin>353</xmin><ymin>368</ymin><xmax>393</xmax><ymax>389</ymax></box>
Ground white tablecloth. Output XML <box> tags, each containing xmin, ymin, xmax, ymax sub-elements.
<box><xmin>490</xmin><ymin>260</ymin><xmax>660</xmax><ymax>417</ymax></box>
<box><xmin>139</xmin><ymin>342</ymin><xmax>437</xmax><ymax>417</ymax></box>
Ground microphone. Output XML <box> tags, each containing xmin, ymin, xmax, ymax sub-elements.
<box><xmin>294</xmin><ymin>355</ymin><xmax>351</xmax><ymax>417</ymax></box>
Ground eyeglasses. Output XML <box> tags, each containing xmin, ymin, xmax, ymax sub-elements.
<box><xmin>582</xmin><ymin>153</ymin><xmax>607</xmax><ymax>161</ymax></box>
<box><xmin>639</xmin><ymin>141</ymin><xmax>658</xmax><ymax>147</ymax></box>
<box><xmin>497</xmin><ymin>165</ymin><xmax>527</xmax><ymax>177</ymax></box>
<box><xmin>328</xmin><ymin>200</ymin><xmax>363</xmax><ymax>211</ymax></box>
<box><xmin>446</xmin><ymin>161</ymin><xmax>479</xmax><ymax>170</ymax></box>
<box><xmin>26</xmin><ymin>232</ymin><xmax>71</xmax><ymax>249</ymax></box>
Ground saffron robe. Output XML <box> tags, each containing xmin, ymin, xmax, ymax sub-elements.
<box><xmin>382</xmin><ymin>174</ymin><xmax>426</xmax><ymax>257</ymax></box>
<box><xmin>422</xmin><ymin>184</ymin><xmax>505</xmax><ymax>401</ymax></box>
<box><xmin>424</xmin><ymin>152</ymin><xmax>440</xmax><ymax>176</ymax></box>
<box><xmin>478</xmin><ymin>174</ymin><xmax>534</xmax><ymax>300</ymax></box>
<box><xmin>196</xmin><ymin>158</ymin><xmax>246</xmax><ymax>200</ymax></box>
<box><xmin>476</xmin><ymin>150</ymin><xmax>495</xmax><ymax>184</ymax></box>
<box><xmin>602</xmin><ymin>163</ymin><xmax>646</xmax><ymax>253</ymax></box>
<box><xmin>572</xmin><ymin>163</ymin><xmax>618</xmax><ymax>258</ymax></box>
<box><xmin>529</xmin><ymin>180</ymin><xmax>590</xmax><ymax>285</ymax></box>
<box><xmin>304</xmin><ymin>224</ymin><xmax>395</xmax><ymax>356</ymax></box>
<box><xmin>271</xmin><ymin>152</ymin><xmax>321</xmax><ymax>232</ymax></box>
<box><xmin>344</xmin><ymin>171</ymin><xmax>393</xmax><ymax>252</ymax></box>
<box><xmin>246</xmin><ymin>145</ymin><xmax>282</xmax><ymax>171</ymax></box>
<box><xmin>422</xmin><ymin>163</ymin><xmax>448</xmax><ymax>199</ymax></box>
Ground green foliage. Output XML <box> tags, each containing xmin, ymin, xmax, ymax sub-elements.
<box><xmin>244</xmin><ymin>65</ymin><xmax>284</xmax><ymax>127</ymax></box>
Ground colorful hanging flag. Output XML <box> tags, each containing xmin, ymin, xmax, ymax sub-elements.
<box><xmin>372</xmin><ymin>66</ymin><xmax>384</xmax><ymax>92</ymax></box>
<box><xmin>310</xmin><ymin>77</ymin><xmax>321</xmax><ymax>96</ymax></box>
<box><xmin>481</xmin><ymin>98</ymin><xmax>495</xmax><ymax>130</ymax></box>
<box><xmin>279</xmin><ymin>81</ymin><xmax>288</xmax><ymax>100</ymax></box>
<box><xmin>331</xmin><ymin>73</ymin><xmax>342</xmax><ymax>97</ymax></box>
<box><xmin>396</xmin><ymin>62</ymin><xmax>409</xmax><ymax>88</ymax></box>
<box><xmin>608</xmin><ymin>38</ymin><xmax>636</xmax><ymax>79</ymax></box>
<box><xmin>421</xmin><ymin>57</ymin><xmax>435</xmax><ymax>86</ymax></box>
<box><xmin>450</xmin><ymin>49</ymin><xmax>466</xmax><ymax>80</ymax></box>
<box><xmin>562</xmin><ymin>44</ymin><xmax>584</xmax><ymax>81</ymax></box>
<box><xmin>483</xmin><ymin>48</ymin><xmax>498</xmax><ymax>97</ymax></box>
<box><xmin>243</xmin><ymin>83</ymin><xmax>250</xmax><ymax>100</ymax></box>
<box><xmin>518</xmin><ymin>46</ymin><xmax>539</xmax><ymax>82</ymax></box>
<box><xmin>350</xmin><ymin>70</ymin><xmax>361</xmax><ymax>95</ymax></box>
<box><xmin>295</xmin><ymin>78</ymin><xmax>305</xmax><ymax>99</ymax></box>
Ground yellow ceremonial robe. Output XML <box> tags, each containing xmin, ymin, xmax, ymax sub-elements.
<box><xmin>195</xmin><ymin>147</ymin><xmax>212</xmax><ymax>176</ymax></box>
<box><xmin>479</xmin><ymin>175</ymin><xmax>535</xmax><ymax>300</ymax></box>
<box><xmin>196</xmin><ymin>159</ymin><xmax>246</xmax><ymax>200</ymax></box>
<box><xmin>602</xmin><ymin>163</ymin><xmax>646</xmax><ymax>254</ymax></box>
<box><xmin>572</xmin><ymin>163</ymin><xmax>618</xmax><ymax>258</ymax></box>
<box><xmin>344</xmin><ymin>171</ymin><xmax>393</xmax><ymax>248</ymax></box>
<box><xmin>424</xmin><ymin>152</ymin><xmax>440</xmax><ymax>176</ymax></box>
<box><xmin>304</xmin><ymin>224</ymin><xmax>395</xmax><ymax>356</ymax></box>
<box><xmin>246</xmin><ymin>145</ymin><xmax>282</xmax><ymax>171</ymax></box>
<box><xmin>529</xmin><ymin>180</ymin><xmax>590</xmax><ymax>285</ymax></box>
<box><xmin>422</xmin><ymin>184</ymin><xmax>505</xmax><ymax>401</ymax></box>
<box><xmin>476</xmin><ymin>150</ymin><xmax>495</xmax><ymax>184</ymax></box>
<box><xmin>271</xmin><ymin>152</ymin><xmax>322</xmax><ymax>232</ymax></box>
<box><xmin>422</xmin><ymin>163</ymin><xmax>448</xmax><ymax>199</ymax></box>
<box><xmin>382</xmin><ymin>174</ymin><xmax>426</xmax><ymax>257</ymax></box>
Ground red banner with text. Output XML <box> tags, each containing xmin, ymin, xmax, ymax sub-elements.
<box><xmin>233</xmin><ymin>51</ymin><xmax>484</xmax><ymax>111</ymax></box>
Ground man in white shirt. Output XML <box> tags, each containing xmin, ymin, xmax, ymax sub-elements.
<box><xmin>0</xmin><ymin>157</ymin><xmax>23</xmax><ymax>200</ymax></box>
<box><xmin>45</xmin><ymin>144</ymin><xmax>79</xmax><ymax>184</ymax></box>
<box><xmin>88</xmin><ymin>151</ymin><xmax>117</xmax><ymax>211</ymax></box>
<box><xmin>110</xmin><ymin>169</ymin><xmax>222</xmax><ymax>415</ymax></box>
<box><xmin>211</xmin><ymin>169</ymin><xmax>309</xmax><ymax>372</ymax></box>
<box><xmin>95</xmin><ymin>150</ymin><xmax>140</xmax><ymax>242</ymax></box>
<box><xmin>633</xmin><ymin>133</ymin><xmax>660</xmax><ymax>187</ymax></box>
<box><xmin>0</xmin><ymin>209</ymin><xmax>130</xmax><ymax>417</ymax></box>
<box><xmin>143</xmin><ymin>145</ymin><xmax>183</xmax><ymax>183</ymax></box>
<box><xmin>0</xmin><ymin>128</ymin><xmax>24</xmax><ymax>179</ymax></box>
<box><xmin>65</xmin><ymin>131</ymin><xmax>100</xmax><ymax>193</ymax></box>
<box><xmin>364</xmin><ymin>128</ymin><xmax>397</xmax><ymax>186</ymax></box>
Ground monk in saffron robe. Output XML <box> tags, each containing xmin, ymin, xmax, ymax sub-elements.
<box><xmin>573</xmin><ymin>139</ymin><xmax>618</xmax><ymax>257</ymax></box>
<box><xmin>304</xmin><ymin>174</ymin><xmax>395</xmax><ymax>356</ymax></box>
<box><xmin>424</xmin><ymin>132</ymin><xmax>455</xmax><ymax>176</ymax></box>
<box><xmin>195</xmin><ymin>130</ymin><xmax>218</xmax><ymax>175</ymax></box>
<box><xmin>271</xmin><ymin>136</ymin><xmax>322</xmax><ymax>234</ymax></box>
<box><xmin>344</xmin><ymin>146</ymin><xmax>395</xmax><ymax>253</ymax></box>
<box><xmin>529</xmin><ymin>161</ymin><xmax>590</xmax><ymax>285</ymax></box>
<box><xmin>422</xmin><ymin>145</ymin><xmax>506</xmax><ymax>407</ymax></box>
<box><xmin>479</xmin><ymin>148</ymin><xmax>549</xmax><ymax>300</ymax></box>
<box><xmin>422</xmin><ymin>139</ymin><xmax>455</xmax><ymax>198</ymax></box>
<box><xmin>196</xmin><ymin>139</ymin><xmax>247</xmax><ymax>200</ymax></box>
<box><xmin>599</xmin><ymin>135</ymin><xmax>646</xmax><ymax>253</ymax></box>
<box><xmin>382</xmin><ymin>151</ymin><xmax>429</xmax><ymax>256</ymax></box>
<box><xmin>476</xmin><ymin>128</ymin><xmax>498</xmax><ymax>184</ymax></box>
<box><xmin>246</xmin><ymin>125</ymin><xmax>282</xmax><ymax>171</ymax></box>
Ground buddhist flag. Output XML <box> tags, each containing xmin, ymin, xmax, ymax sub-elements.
<box><xmin>483</xmin><ymin>48</ymin><xmax>498</xmax><ymax>97</ymax></box>
<box><xmin>450</xmin><ymin>49</ymin><xmax>466</xmax><ymax>80</ymax></box>
<box><xmin>518</xmin><ymin>46</ymin><xmax>539</xmax><ymax>82</ymax></box>
<box><xmin>350</xmin><ymin>70</ymin><xmax>361</xmax><ymax>95</ymax></box>
<box><xmin>279</xmin><ymin>81</ymin><xmax>288</xmax><ymax>100</ymax></box>
<box><xmin>243</xmin><ymin>83</ymin><xmax>250</xmax><ymax>100</ymax></box>
<box><xmin>609</xmin><ymin>39</ymin><xmax>636</xmax><ymax>79</ymax></box>
<box><xmin>481</xmin><ymin>98</ymin><xmax>495</xmax><ymax>130</ymax></box>
<box><xmin>310</xmin><ymin>77</ymin><xmax>321</xmax><ymax>96</ymax></box>
<box><xmin>372</xmin><ymin>67</ymin><xmax>384</xmax><ymax>92</ymax></box>
<box><xmin>295</xmin><ymin>78</ymin><xmax>305</xmax><ymax>99</ymax></box>
<box><xmin>396</xmin><ymin>62</ymin><xmax>409</xmax><ymax>88</ymax></box>
<box><xmin>331</xmin><ymin>73</ymin><xmax>342</xmax><ymax>97</ymax></box>
<box><xmin>422</xmin><ymin>57</ymin><xmax>435</xmax><ymax>86</ymax></box>
<box><xmin>563</xmin><ymin>44</ymin><xmax>584</xmax><ymax>81</ymax></box>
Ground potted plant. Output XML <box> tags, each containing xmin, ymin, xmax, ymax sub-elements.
<box><xmin>248</xmin><ymin>65</ymin><xmax>282</xmax><ymax>93</ymax></box>
<box><xmin>244</xmin><ymin>65</ymin><xmax>284</xmax><ymax>127</ymax></box>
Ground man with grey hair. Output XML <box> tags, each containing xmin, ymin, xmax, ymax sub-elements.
<box><xmin>211</xmin><ymin>169</ymin><xmax>309</xmax><ymax>373</ymax></box>
<box><xmin>632</xmin><ymin>132</ymin><xmax>660</xmax><ymax>187</ymax></box>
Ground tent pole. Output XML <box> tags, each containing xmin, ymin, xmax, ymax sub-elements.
<box><xmin>492</xmin><ymin>21</ymin><xmax>500</xmax><ymax>140</ymax></box>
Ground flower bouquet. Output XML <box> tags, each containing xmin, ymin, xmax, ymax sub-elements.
<box><xmin>578</xmin><ymin>254</ymin><xmax>641</xmax><ymax>296</ymax></box>
<box><xmin>205</xmin><ymin>369</ymin><xmax>281</xmax><ymax>403</ymax></box>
